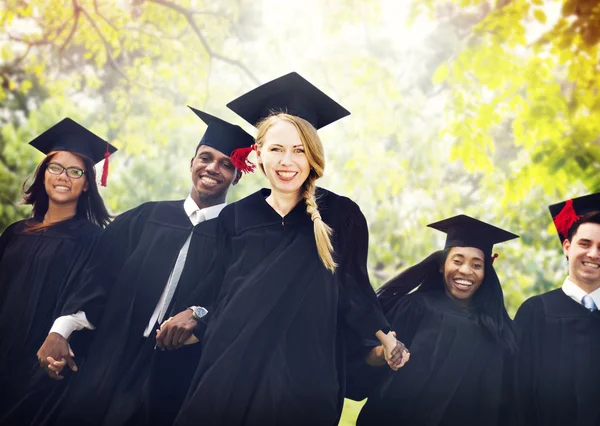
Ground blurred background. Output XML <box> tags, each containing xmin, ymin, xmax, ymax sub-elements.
<box><xmin>1</xmin><ymin>0</ymin><xmax>599</xmax><ymax>423</ymax></box>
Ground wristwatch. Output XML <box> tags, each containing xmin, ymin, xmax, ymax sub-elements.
<box><xmin>188</xmin><ymin>306</ymin><xmax>208</xmax><ymax>321</ymax></box>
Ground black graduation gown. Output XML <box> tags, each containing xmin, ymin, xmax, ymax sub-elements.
<box><xmin>0</xmin><ymin>217</ymin><xmax>101</xmax><ymax>420</ymax></box>
<box><xmin>175</xmin><ymin>188</ymin><xmax>389</xmax><ymax>426</ymax></box>
<box><xmin>51</xmin><ymin>201</ymin><xmax>220</xmax><ymax>426</ymax></box>
<box><xmin>354</xmin><ymin>291</ymin><xmax>506</xmax><ymax>426</ymax></box>
<box><xmin>513</xmin><ymin>288</ymin><xmax>600</xmax><ymax>426</ymax></box>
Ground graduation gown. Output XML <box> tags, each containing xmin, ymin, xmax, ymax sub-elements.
<box><xmin>52</xmin><ymin>201</ymin><xmax>220</xmax><ymax>426</ymax></box>
<box><xmin>513</xmin><ymin>288</ymin><xmax>600</xmax><ymax>426</ymax></box>
<box><xmin>175</xmin><ymin>188</ymin><xmax>389</xmax><ymax>426</ymax></box>
<box><xmin>354</xmin><ymin>291</ymin><xmax>506</xmax><ymax>426</ymax></box>
<box><xmin>0</xmin><ymin>217</ymin><xmax>101</xmax><ymax>419</ymax></box>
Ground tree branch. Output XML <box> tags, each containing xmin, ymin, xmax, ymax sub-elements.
<box><xmin>93</xmin><ymin>0</ymin><xmax>119</xmax><ymax>32</ymax></box>
<box><xmin>122</xmin><ymin>24</ymin><xmax>189</xmax><ymax>42</ymax></box>
<box><xmin>147</xmin><ymin>0</ymin><xmax>260</xmax><ymax>85</ymax></box>
<box><xmin>60</xmin><ymin>0</ymin><xmax>81</xmax><ymax>53</ymax></box>
<box><xmin>8</xmin><ymin>34</ymin><xmax>53</xmax><ymax>46</ymax></box>
<box><xmin>78</xmin><ymin>4</ymin><xmax>130</xmax><ymax>83</ymax></box>
<box><xmin>11</xmin><ymin>44</ymin><xmax>32</xmax><ymax>67</ymax></box>
<box><xmin>10</xmin><ymin>13</ymin><xmax>72</xmax><ymax>48</ymax></box>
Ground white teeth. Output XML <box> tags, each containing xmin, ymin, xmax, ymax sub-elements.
<box><xmin>583</xmin><ymin>262</ymin><xmax>600</xmax><ymax>269</ymax></box>
<box><xmin>201</xmin><ymin>176</ymin><xmax>218</xmax><ymax>184</ymax></box>
<box><xmin>54</xmin><ymin>186</ymin><xmax>70</xmax><ymax>191</ymax></box>
<box><xmin>277</xmin><ymin>171</ymin><xmax>296</xmax><ymax>178</ymax></box>
<box><xmin>454</xmin><ymin>279</ymin><xmax>473</xmax><ymax>286</ymax></box>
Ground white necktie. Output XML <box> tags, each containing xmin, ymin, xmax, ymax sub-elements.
<box><xmin>156</xmin><ymin>210</ymin><xmax>205</xmax><ymax>324</ymax></box>
<box><xmin>582</xmin><ymin>294</ymin><xmax>597</xmax><ymax>312</ymax></box>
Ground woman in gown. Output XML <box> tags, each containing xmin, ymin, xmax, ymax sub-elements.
<box><xmin>174</xmin><ymin>72</ymin><xmax>409</xmax><ymax>426</ymax></box>
<box><xmin>350</xmin><ymin>214</ymin><xmax>519</xmax><ymax>426</ymax></box>
<box><xmin>0</xmin><ymin>118</ymin><xmax>116</xmax><ymax>424</ymax></box>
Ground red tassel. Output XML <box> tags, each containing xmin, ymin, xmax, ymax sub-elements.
<box><xmin>491</xmin><ymin>253</ymin><xmax>499</xmax><ymax>264</ymax></box>
<box><xmin>101</xmin><ymin>151</ymin><xmax>110</xmax><ymax>187</ymax></box>
<box><xmin>553</xmin><ymin>199</ymin><xmax>580</xmax><ymax>239</ymax></box>
<box><xmin>230</xmin><ymin>144</ymin><xmax>256</xmax><ymax>174</ymax></box>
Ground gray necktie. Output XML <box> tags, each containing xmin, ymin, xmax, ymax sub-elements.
<box><xmin>157</xmin><ymin>210</ymin><xmax>205</xmax><ymax>323</ymax></box>
<box><xmin>582</xmin><ymin>294</ymin><xmax>597</xmax><ymax>312</ymax></box>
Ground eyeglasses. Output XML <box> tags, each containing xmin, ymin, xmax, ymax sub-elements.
<box><xmin>46</xmin><ymin>162</ymin><xmax>86</xmax><ymax>179</ymax></box>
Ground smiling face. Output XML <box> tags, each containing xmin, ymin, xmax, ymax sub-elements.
<box><xmin>256</xmin><ymin>119</ymin><xmax>311</xmax><ymax>197</ymax></box>
<box><xmin>564</xmin><ymin>222</ymin><xmax>600</xmax><ymax>291</ymax></box>
<box><xmin>43</xmin><ymin>151</ymin><xmax>89</xmax><ymax>206</ymax></box>
<box><xmin>190</xmin><ymin>144</ymin><xmax>240</xmax><ymax>207</ymax></box>
<box><xmin>442</xmin><ymin>246</ymin><xmax>486</xmax><ymax>304</ymax></box>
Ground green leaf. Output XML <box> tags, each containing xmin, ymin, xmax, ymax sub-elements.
<box><xmin>432</xmin><ymin>63</ymin><xmax>450</xmax><ymax>84</ymax></box>
<box><xmin>533</xmin><ymin>9</ymin><xmax>547</xmax><ymax>24</ymax></box>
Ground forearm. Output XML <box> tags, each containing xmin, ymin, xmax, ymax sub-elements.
<box><xmin>49</xmin><ymin>311</ymin><xmax>95</xmax><ymax>339</ymax></box>
<box><xmin>375</xmin><ymin>329</ymin><xmax>394</xmax><ymax>346</ymax></box>
<box><xmin>365</xmin><ymin>345</ymin><xmax>387</xmax><ymax>367</ymax></box>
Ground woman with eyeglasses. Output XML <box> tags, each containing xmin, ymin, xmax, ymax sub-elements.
<box><xmin>0</xmin><ymin>118</ymin><xmax>116</xmax><ymax>421</ymax></box>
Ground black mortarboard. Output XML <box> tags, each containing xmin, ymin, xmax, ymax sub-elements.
<box><xmin>549</xmin><ymin>192</ymin><xmax>600</xmax><ymax>243</ymax></box>
<box><xmin>189</xmin><ymin>106</ymin><xmax>254</xmax><ymax>155</ymax></box>
<box><xmin>188</xmin><ymin>106</ymin><xmax>256</xmax><ymax>173</ymax></box>
<box><xmin>428</xmin><ymin>214</ymin><xmax>519</xmax><ymax>257</ymax></box>
<box><xmin>29</xmin><ymin>117</ymin><xmax>117</xmax><ymax>165</ymax></box>
<box><xmin>226</xmin><ymin>72</ymin><xmax>350</xmax><ymax>129</ymax></box>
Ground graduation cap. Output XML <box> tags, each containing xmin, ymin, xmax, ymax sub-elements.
<box><xmin>29</xmin><ymin>118</ymin><xmax>117</xmax><ymax>186</ymax></box>
<box><xmin>428</xmin><ymin>214</ymin><xmax>519</xmax><ymax>259</ymax></box>
<box><xmin>549</xmin><ymin>192</ymin><xmax>600</xmax><ymax>243</ymax></box>
<box><xmin>188</xmin><ymin>106</ymin><xmax>256</xmax><ymax>174</ymax></box>
<box><xmin>226</xmin><ymin>72</ymin><xmax>350</xmax><ymax>129</ymax></box>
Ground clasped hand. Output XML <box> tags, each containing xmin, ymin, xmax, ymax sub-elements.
<box><xmin>155</xmin><ymin>309</ymin><xmax>200</xmax><ymax>351</ymax></box>
<box><xmin>37</xmin><ymin>332</ymin><xmax>77</xmax><ymax>380</ymax></box>
<box><xmin>381</xmin><ymin>331</ymin><xmax>410</xmax><ymax>371</ymax></box>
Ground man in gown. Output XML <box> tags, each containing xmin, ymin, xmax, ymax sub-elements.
<box><xmin>34</xmin><ymin>107</ymin><xmax>255</xmax><ymax>426</ymax></box>
<box><xmin>513</xmin><ymin>192</ymin><xmax>600</xmax><ymax>426</ymax></box>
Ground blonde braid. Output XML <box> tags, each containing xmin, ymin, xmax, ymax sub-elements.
<box><xmin>302</xmin><ymin>177</ymin><xmax>336</xmax><ymax>272</ymax></box>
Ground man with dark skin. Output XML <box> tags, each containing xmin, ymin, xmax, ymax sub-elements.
<box><xmin>34</xmin><ymin>108</ymin><xmax>255</xmax><ymax>426</ymax></box>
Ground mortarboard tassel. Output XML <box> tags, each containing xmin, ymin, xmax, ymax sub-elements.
<box><xmin>101</xmin><ymin>151</ymin><xmax>110</xmax><ymax>187</ymax></box>
<box><xmin>491</xmin><ymin>253</ymin><xmax>499</xmax><ymax>264</ymax></box>
<box><xmin>553</xmin><ymin>199</ymin><xmax>580</xmax><ymax>238</ymax></box>
<box><xmin>230</xmin><ymin>144</ymin><xmax>256</xmax><ymax>174</ymax></box>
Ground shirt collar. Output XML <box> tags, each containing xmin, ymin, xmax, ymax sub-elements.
<box><xmin>562</xmin><ymin>276</ymin><xmax>600</xmax><ymax>308</ymax></box>
<box><xmin>184</xmin><ymin>195</ymin><xmax>226</xmax><ymax>224</ymax></box>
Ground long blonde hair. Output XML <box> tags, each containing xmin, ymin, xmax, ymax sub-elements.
<box><xmin>255</xmin><ymin>113</ymin><xmax>337</xmax><ymax>272</ymax></box>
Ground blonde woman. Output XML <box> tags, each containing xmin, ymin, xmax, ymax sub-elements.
<box><xmin>174</xmin><ymin>73</ymin><xmax>409</xmax><ymax>426</ymax></box>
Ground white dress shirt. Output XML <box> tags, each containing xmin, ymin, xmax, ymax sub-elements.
<box><xmin>50</xmin><ymin>196</ymin><xmax>225</xmax><ymax>339</ymax></box>
<box><xmin>561</xmin><ymin>276</ymin><xmax>600</xmax><ymax>308</ymax></box>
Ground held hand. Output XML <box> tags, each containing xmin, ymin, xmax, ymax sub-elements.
<box><xmin>381</xmin><ymin>331</ymin><xmax>410</xmax><ymax>371</ymax></box>
<box><xmin>388</xmin><ymin>344</ymin><xmax>410</xmax><ymax>371</ymax></box>
<box><xmin>155</xmin><ymin>309</ymin><xmax>198</xmax><ymax>351</ymax></box>
<box><xmin>381</xmin><ymin>331</ymin><xmax>398</xmax><ymax>360</ymax></box>
<box><xmin>37</xmin><ymin>332</ymin><xmax>77</xmax><ymax>380</ymax></box>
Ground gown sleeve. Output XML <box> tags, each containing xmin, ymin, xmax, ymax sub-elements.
<box><xmin>53</xmin><ymin>226</ymin><xmax>102</xmax><ymax>320</ymax></box>
<box><xmin>0</xmin><ymin>222</ymin><xmax>17</xmax><ymax>311</ymax></box>
<box><xmin>512</xmin><ymin>296</ymin><xmax>541</xmax><ymax>426</ymax></box>
<box><xmin>336</xmin><ymin>200</ymin><xmax>389</xmax><ymax>340</ymax></box>
<box><xmin>345</xmin><ymin>293</ymin><xmax>426</xmax><ymax>400</ymax></box>
<box><xmin>184</xmin><ymin>209</ymin><xmax>233</xmax><ymax>339</ymax></box>
<box><xmin>0</xmin><ymin>221</ymin><xmax>17</xmax><ymax>261</ymax></box>
<box><xmin>58</xmin><ymin>205</ymin><xmax>150</xmax><ymax>326</ymax></box>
